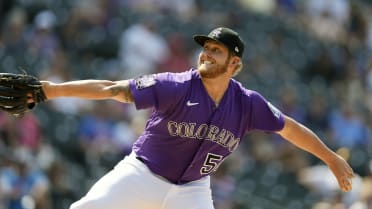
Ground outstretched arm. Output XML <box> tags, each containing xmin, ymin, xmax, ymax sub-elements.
<box><xmin>41</xmin><ymin>80</ymin><xmax>134</xmax><ymax>103</ymax></box>
<box><xmin>277</xmin><ymin>115</ymin><xmax>354</xmax><ymax>192</ymax></box>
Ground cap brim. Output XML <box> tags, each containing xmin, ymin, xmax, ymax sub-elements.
<box><xmin>193</xmin><ymin>35</ymin><xmax>218</xmax><ymax>47</ymax></box>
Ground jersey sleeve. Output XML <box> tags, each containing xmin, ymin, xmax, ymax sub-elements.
<box><xmin>129</xmin><ymin>72</ymin><xmax>187</xmax><ymax>112</ymax></box>
<box><xmin>248</xmin><ymin>91</ymin><xmax>285</xmax><ymax>132</ymax></box>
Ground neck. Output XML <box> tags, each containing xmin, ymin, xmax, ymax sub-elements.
<box><xmin>201</xmin><ymin>75</ymin><xmax>230</xmax><ymax>105</ymax></box>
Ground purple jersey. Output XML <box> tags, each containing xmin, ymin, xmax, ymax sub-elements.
<box><xmin>129</xmin><ymin>69</ymin><xmax>284</xmax><ymax>184</ymax></box>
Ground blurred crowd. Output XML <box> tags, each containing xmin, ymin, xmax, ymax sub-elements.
<box><xmin>0</xmin><ymin>0</ymin><xmax>371</xmax><ymax>209</ymax></box>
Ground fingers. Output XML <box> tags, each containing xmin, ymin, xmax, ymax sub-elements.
<box><xmin>338</xmin><ymin>167</ymin><xmax>353</xmax><ymax>192</ymax></box>
<box><xmin>339</xmin><ymin>175</ymin><xmax>353</xmax><ymax>192</ymax></box>
<box><xmin>334</xmin><ymin>155</ymin><xmax>354</xmax><ymax>192</ymax></box>
<box><xmin>27</xmin><ymin>97</ymin><xmax>35</xmax><ymax>103</ymax></box>
<box><xmin>346</xmin><ymin>167</ymin><xmax>354</xmax><ymax>178</ymax></box>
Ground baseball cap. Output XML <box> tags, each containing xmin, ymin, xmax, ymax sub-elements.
<box><xmin>193</xmin><ymin>27</ymin><xmax>245</xmax><ymax>58</ymax></box>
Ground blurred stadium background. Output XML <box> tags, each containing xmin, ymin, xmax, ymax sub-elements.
<box><xmin>0</xmin><ymin>0</ymin><xmax>371</xmax><ymax>209</ymax></box>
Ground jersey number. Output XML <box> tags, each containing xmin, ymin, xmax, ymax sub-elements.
<box><xmin>200</xmin><ymin>153</ymin><xmax>223</xmax><ymax>175</ymax></box>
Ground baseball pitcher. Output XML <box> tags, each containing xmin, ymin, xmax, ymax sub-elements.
<box><xmin>0</xmin><ymin>27</ymin><xmax>353</xmax><ymax>209</ymax></box>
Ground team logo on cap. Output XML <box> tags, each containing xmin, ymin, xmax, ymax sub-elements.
<box><xmin>210</xmin><ymin>28</ymin><xmax>222</xmax><ymax>38</ymax></box>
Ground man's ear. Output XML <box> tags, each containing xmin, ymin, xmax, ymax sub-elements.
<box><xmin>230</xmin><ymin>57</ymin><xmax>240</xmax><ymax>65</ymax></box>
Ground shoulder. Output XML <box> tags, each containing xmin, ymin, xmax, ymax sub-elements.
<box><xmin>157</xmin><ymin>68</ymin><xmax>197</xmax><ymax>83</ymax></box>
<box><xmin>131</xmin><ymin>69</ymin><xmax>195</xmax><ymax>89</ymax></box>
<box><xmin>155</xmin><ymin>69</ymin><xmax>198</xmax><ymax>92</ymax></box>
<box><xmin>230</xmin><ymin>79</ymin><xmax>261</xmax><ymax>99</ymax></box>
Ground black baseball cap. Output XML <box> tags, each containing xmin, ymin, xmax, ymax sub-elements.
<box><xmin>193</xmin><ymin>27</ymin><xmax>245</xmax><ymax>58</ymax></box>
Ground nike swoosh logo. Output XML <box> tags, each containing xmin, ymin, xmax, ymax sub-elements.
<box><xmin>187</xmin><ymin>100</ymin><xmax>199</xmax><ymax>106</ymax></box>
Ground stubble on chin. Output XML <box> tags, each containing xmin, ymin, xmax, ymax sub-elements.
<box><xmin>198</xmin><ymin>63</ymin><xmax>228</xmax><ymax>79</ymax></box>
<box><xmin>198</xmin><ymin>53</ymin><xmax>231</xmax><ymax>78</ymax></box>
<box><xmin>198</xmin><ymin>67</ymin><xmax>212</xmax><ymax>78</ymax></box>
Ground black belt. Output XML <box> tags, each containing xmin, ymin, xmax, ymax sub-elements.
<box><xmin>136</xmin><ymin>156</ymin><xmax>145</xmax><ymax>163</ymax></box>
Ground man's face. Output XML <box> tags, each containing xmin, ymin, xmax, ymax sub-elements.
<box><xmin>197</xmin><ymin>41</ymin><xmax>231</xmax><ymax>78</ymax></box>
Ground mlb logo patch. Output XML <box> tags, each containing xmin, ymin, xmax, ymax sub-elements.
<box><xmin>135</xmin><ymin>75</ymin><xmax>156</xmax><ymax>90</ymax></box>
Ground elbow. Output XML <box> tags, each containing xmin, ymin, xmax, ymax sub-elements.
<box><xmin>106</xmin><ymin>81</ymin><xmax>134</xmax><ymax>103</ymax></box>
<box><xmin>277</xmin><ymin>115</ymin><xmax>302</xmax><ymax>139</ymax></box>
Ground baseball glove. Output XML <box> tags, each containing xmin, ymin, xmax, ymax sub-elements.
<box><xmin>0</xmin><ymin>73</ymin><xmax>47</xmax><ymax>117</ymax></box>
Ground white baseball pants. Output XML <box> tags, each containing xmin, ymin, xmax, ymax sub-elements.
<box><xmin>70</xmin><ymin>152</ymin><xmax>215</xmax><ymax>209</ymax></box>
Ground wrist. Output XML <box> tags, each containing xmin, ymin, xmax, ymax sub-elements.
<box><xmin>322</xmin><ymin>150</ymin><xmax>340</xmax><ymax>165</ymax></box>
<box><xmin>41</xmin><ymin>81</ymin><xmax>55</xmax><ymax>100</ymax></box>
